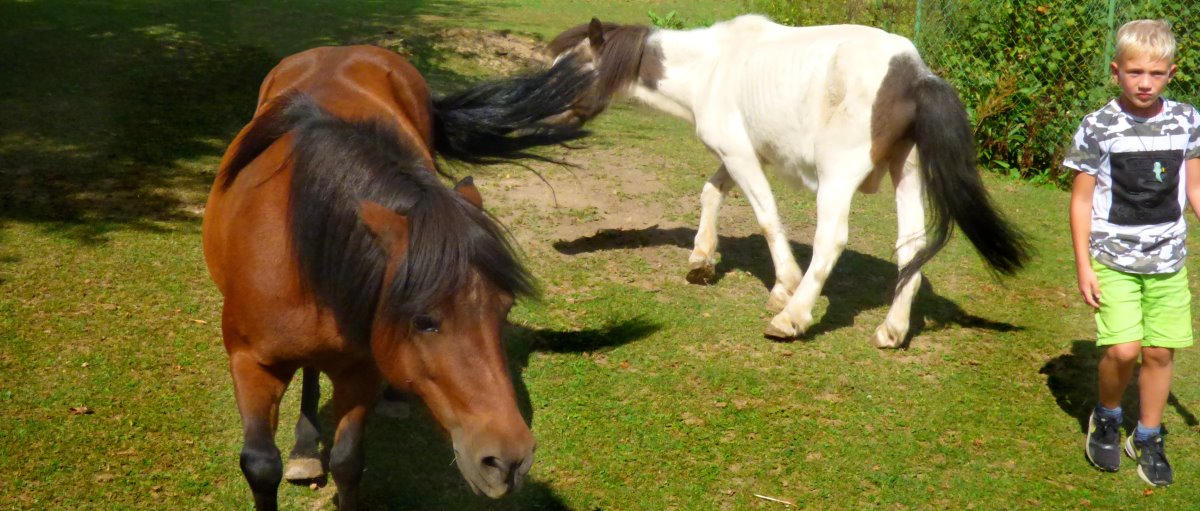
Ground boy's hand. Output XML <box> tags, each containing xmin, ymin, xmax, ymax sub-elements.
<box><xmin>1076</xmin><ymin>265</ymin><xmax>1101</xmax><ymax>308</ymax></box>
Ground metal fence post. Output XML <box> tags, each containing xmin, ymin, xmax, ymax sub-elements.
<box><xmin>914</xmin><ymin>0</ymin><xmax>923</xmax><ymax>42</ymax></box>
<box><xmin>1103</xmin><ymin>0</ymin><xmax>1117</xmax><ymax>71</ymax></box>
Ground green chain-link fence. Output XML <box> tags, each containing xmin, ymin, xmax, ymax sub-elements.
<box><xmin>914</xmin><ymin>0</ymin><xmax>1200</xmax><ymax>186</ymax></box>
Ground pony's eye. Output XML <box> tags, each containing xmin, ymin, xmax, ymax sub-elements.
<box><xmin>413</xmin><ymin>314</ymin><xmax>440</xmax><ymax>333</ymax></box>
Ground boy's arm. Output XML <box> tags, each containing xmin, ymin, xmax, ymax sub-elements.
<box><xmin>1070</xmin><ymin>171</ymin><xmax>1101</xmax><ymax>308</ymax></box>
<box><xmin>1187</xmin><ymin>158</ymin><xmax>1200</xmax><ymax>220</ymax></box>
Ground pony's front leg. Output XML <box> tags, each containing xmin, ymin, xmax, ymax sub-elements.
<box><xmin>229</xmin><ymin>351</ymin><xmax>294</xmax><ymax>511</ymax></box>
<box><xmin>766</xmin><ymin>179</ymin><xmax>856</xmax><ymax>339</ymax></box>
<box><xmin>284</xmin><ymin>367</ymin><xmax>325</xmax><ymax>481</ymax></box>
<box><xmin>874</xmin><ymin>154</ymin><xmax>925</xmax><ymax>348</ymax></box>
<box><xmin>687</xmin><ymin>164</ymin><xmax>734</xmax><ymax>284</ymax></box>
<box><xmin>717</xmin><ymin>153</ymin><xmax>803</xmax><ymax>310</ymax></box>
<box><xmin>327</xmin><ymin>362</ymin><xmax>382</xmax><ymax>511</ymax></box>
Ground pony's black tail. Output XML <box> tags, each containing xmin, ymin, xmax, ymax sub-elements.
<box><xmin>898</xmin><ymin>70</ymin><xmax>1032</xmax><ymax>288</ymax></box>
<box><xmin>431</xmin><ymin>54</ymin><xmax>595</xmax><ymax>165</ymax></box>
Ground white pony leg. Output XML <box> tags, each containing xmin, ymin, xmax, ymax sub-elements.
<box><xmin>874</xmin><ymin>152</ymin><xmax>925</xmax><ymax>348</ymax></box>
<box><xmin>687</xmin><ymin>165</ymin><xmax>733</xmax><ymax>284</ymax></box>
<box><xmin>718</xmin><ymin>153</ymin><xmax>803</xmax><ymax>310</ymax></box>
<box><xmin>766</xmin><ymin>175</ymin><xmax>858</xmax><ymax>339</ymax></box>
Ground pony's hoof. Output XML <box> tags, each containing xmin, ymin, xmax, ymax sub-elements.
<box><xmin>766</xmin><ymin>287</ymin><xmax>791</xmax><ymax>313</ymax></box>
<box><xmin>686</xmin><ymin>264</ymin><xmax>716</xmax><ymax>285</ymax></box>
<box><xmin>284</xmin><ymin>457</ymin><xmax>325</xmax><ymax>482</ymax></box>
<box><xmin>375</xmin><ymin>398</ymin><xmax>411</xmax><ymax>419</ymax></box>
<box><xmin>871</xmin><ymin>324</ymin><xmax>904</xmax><ymax>349</ymax></box>
<box><xmin>763</xmin><ymin>315</ymin><xmax>799</xmax><ymax>340</ymax></box>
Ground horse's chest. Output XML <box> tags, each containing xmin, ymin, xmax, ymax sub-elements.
<box><xmin>237</xmin><ymin>303</ymin><xmax>367</xmax><ymax>369</ymax></box>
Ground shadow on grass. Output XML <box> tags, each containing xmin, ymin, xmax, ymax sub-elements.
<box><xmin>285</xmin><ymin>317</ymin><xmax>657</xmax><ymax>510</ymax></box>
<box><xmin>0</xmin><ymin>0</ymin><xmax>512</xmax><ymax>242</ymax></box>
<box><xmin>1039</xmin><ymin>340</ymin><xmax>1199</xmax><ymax>434</ymax></box>
<box><xmin>552</xmin><ymin>226</ymin><xmax>1021</xmax><ymax>345</ymax></box>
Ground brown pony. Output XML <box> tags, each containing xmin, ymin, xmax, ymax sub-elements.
<box><xmin>202</xmin><ymin>45</ymin><xmax>594</xmax><ymax>510</ymax></box>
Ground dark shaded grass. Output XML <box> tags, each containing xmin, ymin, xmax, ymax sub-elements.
<box><xmin>0</xmin><ymin>0</ymin><xmax>495</xmax><ymax>239</ymax></box>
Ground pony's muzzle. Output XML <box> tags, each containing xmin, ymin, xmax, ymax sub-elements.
<box><xmin>453</xmin><ymin>429</ymin><xmax>536</xmax><ymax>498</ymax></box>
<box><xmin>478</xmin><ymin>446</ymin><xmax>534</xmax><ymax>495</ymax></box>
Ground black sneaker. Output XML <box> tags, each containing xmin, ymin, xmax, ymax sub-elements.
<box><xmin>1125</xmin><ymin>432</ymin><xmax>1173</xmax><ymax>486</ymax></box>
<box><xmin>1085</xmin><ymin>412</ymin><xmax>1121</xmax><ymax>471</ymax></box>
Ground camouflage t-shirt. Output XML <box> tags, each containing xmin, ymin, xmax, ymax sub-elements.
<box><xmin>1063</xmin><ymin>98</ymin><xmax>1200</xmax><ymax>274</ymax></box>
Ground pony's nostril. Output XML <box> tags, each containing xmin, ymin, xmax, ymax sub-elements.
<box><xmin>481</xmin><ymin>456</ymin><xmax>502</xmax><ymax>470</ymax></box>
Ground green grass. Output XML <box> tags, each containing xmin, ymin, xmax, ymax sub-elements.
<box><xmin>3</xmin><ymin>1</ymin><xmax>1200</xmax><ymax>509</ymax></box>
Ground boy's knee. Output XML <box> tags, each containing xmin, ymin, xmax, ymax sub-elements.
<box><xmin>1141</xmin><ymin>346</ymin><xmax>1174</xmax><ymax>366</ymax></box>
<box><xmin>1104</xmin><ymin>342</ymin><xmax>1142</xmax><ymax>363</ymax></box>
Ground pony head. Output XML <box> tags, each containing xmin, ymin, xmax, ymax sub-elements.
<box><xmin>547</xmin><ymin>18</ymin><xmax>660</xmax><ymax>120</ymax></box>
<box><xmin>358</xmin><ymin>179</ymin><xmax>535</xmax><ymax>498</ymax></box>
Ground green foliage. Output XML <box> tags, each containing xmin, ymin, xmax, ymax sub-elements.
<box><xmin>919</xmin><ymin>0</ymin><xmax>1200</xmax><ymax>188</ymax></box>
<box><xmin>647</xmin><ymin>9</ymin><xmax>714</xmax><ymax>30</ymax></box>
<box><xmin>750</xmin><ymin>0</ymin><xmax>916</xmax><ymax>36</ymax></box>
<box><xmin>648</xmin><ymin>9</ymin><xmax>686</xmax><ymax>29</ymax></box>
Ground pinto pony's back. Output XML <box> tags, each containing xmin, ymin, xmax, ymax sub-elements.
<box><xmin>549</xmin><ymin>15</ymin><xmax>1030</xmax><ymax>347</ymax></box>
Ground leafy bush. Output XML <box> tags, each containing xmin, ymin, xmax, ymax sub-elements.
<box><xmin>647</xmin><ymin>9</ymin><xmax>713</xmax><ymax>29</ymax></box>
<box><xmin>919</xmin><ymin>1</ymin><xmax>1200</xmax><ymax>187</ymax></box>
<box><xmin>647</xmin><ymin>10</ymin><xmax>686</xmax><ymax>29</ymax></box>
<box><xmin>750</xmin><ymin>0</ymin><xmax>916</xmax><ymax>36</ymax></box>
<box><xmin>749</xmin><ymin>0</ymin><xmax>1200</xmax><ymax>188</ymax></box>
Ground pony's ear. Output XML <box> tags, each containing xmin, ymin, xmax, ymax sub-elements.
<box><xmin>454</xmin><ymin>176</ymin><xmax>484</xmax><ymax>209</ymax></box>
<box><xmin>359</xmin><ymin>200</ymin><xmax>409</xmax><ymax>257</ymax></box>
<box><xmin>588</xmin><ymin>17</ymin><xmax>605</xmax><ymax>48</ymax></box>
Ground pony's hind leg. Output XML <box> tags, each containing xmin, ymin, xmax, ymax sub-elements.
<box><xmin>228</xmin><ymin>349</ymin><xmax>294</xmax><ymax>511</ymax></box>
<box><xmin>687</xmin><ymin>164</ymin><xmax>734</xmax><ymax>284</ymax></box>
<box><xmin>284</xmin><ymin>367</ymin><xmax>325</xmax><ymax>481</ymax></box>
<box><xmin>874</xmin><ymin>151</ymin><xmax>924</xmax><ymax>348</ymax></box>
<box><xmin>327</xmin><ymin>361</ymin><xmax>382</xmax><ymax>511</ymax></box>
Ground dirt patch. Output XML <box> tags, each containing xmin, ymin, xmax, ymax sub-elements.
<box><xmin>435</xmin><ymin>28</ymin><xmax>551</xmax><ymax>72</ymax></box>
<box><xmin>482</xmin><ymin>148</ymin><xmax>669</xmax><ymax>240</ymax></box>
<box><xmin>376</xmin><ymin>27</ymin><xmax>550</xmax><ymax>75</ymax></box>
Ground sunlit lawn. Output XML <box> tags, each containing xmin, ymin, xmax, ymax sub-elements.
<box><xmin>2</xmin><ymin>1</ymin><xmax>1198</xmax><ymax>509</ymax></box>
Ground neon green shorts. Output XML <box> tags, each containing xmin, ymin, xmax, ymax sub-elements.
<box><xmin>1093</xmin><ymin>260</ymin><xmax>1194</xmax><ymax>348</ymax></box>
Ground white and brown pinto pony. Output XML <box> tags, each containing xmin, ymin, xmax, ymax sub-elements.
<box><xmin>549</xmin><ymin>16</ymin><xmax>1031</xmax><ymax>348</ymax></box>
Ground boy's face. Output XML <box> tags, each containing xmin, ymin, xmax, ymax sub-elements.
<box><xmin>1111</xmin><ymin>52</ymin><xmax>1176</xmax><ymax>117</ymax></box>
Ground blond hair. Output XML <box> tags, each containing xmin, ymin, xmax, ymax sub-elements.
<box><xmin>1115</xmin><ymin>19</ymin><xmax>1176</xmax><ymax>63</ymax></box>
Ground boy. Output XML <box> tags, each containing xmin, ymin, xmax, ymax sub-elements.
<box><xmin>1066</xmin><ymin>19</ymin><xmax>1200</xmax><ymax>486</ymax></box>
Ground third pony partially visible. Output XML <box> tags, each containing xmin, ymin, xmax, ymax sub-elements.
<box><xmin>549</xmin><ymin>15</ymin><xmax>1032</xmax><ymax>348</ymax></box>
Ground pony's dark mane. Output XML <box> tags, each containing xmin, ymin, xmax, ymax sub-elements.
<box><xmin>220</xmin><ymin>94</ymin><xmax>297</xmax><ymax>189</ymax></box>
<box><xmin>547</xmin><ymin>22</ymin><xmax>653</xmax><ymax>109</ymax></box>
<box><xmin>279</xmin><ymin>96</ymin><xmax>534</xmax><ymax>346</ymax></box>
